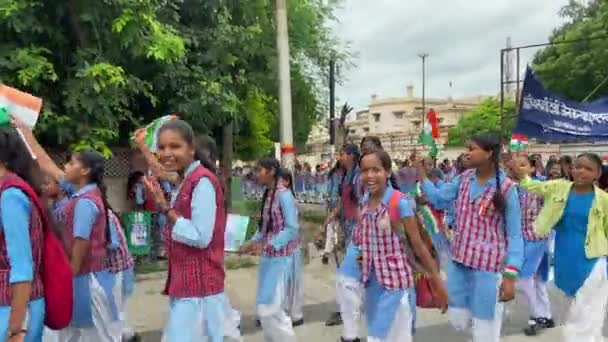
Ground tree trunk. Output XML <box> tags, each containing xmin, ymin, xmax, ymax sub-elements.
<box><xmin>221</xmin><ymin>121</ymin><xmax>234</xmax><ymax>210</ymax></box>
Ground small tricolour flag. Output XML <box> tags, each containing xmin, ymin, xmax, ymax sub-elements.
<box><xmin>419</xmin><ymin>108</ymin><xmax>440</xmax><ymax>159</ymax></box>
<box><xmin>510</xmin><ymin>133</ymin><xmax>529</xmax><ymax>152</ymax></box>
<box><xmin>0</xmin><ymin>84</ymin><xmax>42</xmax><ymax>129</ymax></box>
<box><xmin>132</xmin><ymin>115</ymin><xmax>179</xmax><ymax>153</ymax></box>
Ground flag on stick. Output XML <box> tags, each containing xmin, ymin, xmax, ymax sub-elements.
<box><xmin>510</xmin><ymin>133</ymin><xmax>529</xmax><ymax>152</ymax></box>
<box><xmin>132</xmin><ymin>115</ymin><xmax>179</xmax><ymax>153</ymax></box>
<box><xmin>419</xmin><ymin>108</ymin><xmax>440</xmax><ymax>159</ymax></box>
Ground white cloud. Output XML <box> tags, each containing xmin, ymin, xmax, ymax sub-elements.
<box><xmin>331</xmin><ymin>0</ymin><xmax>569</xmax><ymax>108</ymax></box>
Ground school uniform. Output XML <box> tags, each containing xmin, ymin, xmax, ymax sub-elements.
<box><xmin>54</xmin><ymin>183</ymin><xmax>121</xmax><ymax>342</ymax></box>
<box><xmin>0</xmin><ymin>174</ymin><xmax>45</xmax><ymax>342</ymax></box>
<box><xmin>285</xmin><ymin>246</ymin><xmax>303</xmax><ymax>323</ymax></box>
<box><xmin>336</xmin><ymin>166</ymin><xmax>365</xmax><ymax>341</ymax></box>
<box><xmin>253</xmin><ymin>183</ymin><xmax>299</xmax><ymax>342</ymax></box>
<box><xmin>422</xmin><ymin>169</ymin><xmax>523</xmax><ymax>342</ymax></box>
<box><xmin>161</xmin><ymin>161</ymin><xmax>226</xmax><ymax>342</ymax></box>
<box><xmin>105</xmin><ymin>211</ymin><xmax>136</xmax><ymax>340</ymax></box>
<box><xmin>353</xmin><ymin>186</ymin><xmax>417</xmax><ymax>342</ymax></box>
<box><xmin>515</xmin><ymin>188</ymin><xmax>552</xmax><ymax>322</ymax></box>
<box><xmin>520</xmin><ymin>177</ymin><xmax>608</xmax><ymax>342</ymax></box>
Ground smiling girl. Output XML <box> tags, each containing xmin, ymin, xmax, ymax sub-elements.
<box><xmin>514</xmin><ymin>153</ymin><xmax>608</xmax><ymax>342</ymax></box>
<box><xmin>355</xmin><ymin>149</ymin><xmax>447</xmax><ymax>342</ymax></box>
<box><xmin>420</xmin><ymin>135</ymin><xmax>523</xmax><ymax>342</ymax></box>
<box><xmin>140</xmin><ymin>120</ymin><xmax>226</xmax><ymax>342</ymax></box>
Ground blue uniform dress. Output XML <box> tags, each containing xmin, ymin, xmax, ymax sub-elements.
<box><xmin>163</xmin><ymin>161</ymin><xmax>225</xmax><ymax>342</ymax></box>
<box><xmin>0</xmin><ymin>188</ymin><xmax>45</xmax><ymax>342</ymax></box>
<box><xmin>553</xmin><ymin>192</ymin><xmax>601</xmax><ymax>297</ymax></box>
<box><xmin>254</xmin><ymin>190</ymin><xmax>299</xmax><ymax>305</ymax></box>
<box><xmin>363</xmin><ymin>187</ymin><xmax>418</xmax><ymax>340</ymax></box>
<box><xmin>422</xmin><ymin>171</ymin><xmax>523</xmax><ymax>339</ymax></box>
<box><xmin>69</xmin><ymin>185</ymin><xmax>120</xmax><ymax>327</ymax></box>
<box><xmin>338</xmin><ymin>166</ymin><xmax>363</xmax><ymax>279</ymax></box>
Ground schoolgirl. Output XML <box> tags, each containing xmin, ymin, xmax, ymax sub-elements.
<box><xmin>511</xmin><ymin>155</ymin><xmax>553</xmax><ymax>336</ymax></box>
<box><xmin>321</xmin><ymin>159</ymin><xmax>344</xmax><ymax>265</ymax></box>
<box><xmin>325</xmin><ymin>144</ymin><xmax>363</xmax><ymax>338</ymax></box>
<box><xmin>514</xmin><ymin>153</ymin><xmax>608</xmax><ymax>342</ymax></box>
<box><xmin>239</xmin><ymin>158</ymin><xmax>299</xmax><ymax>342</ymax></box>
<box><xmin>13</xmin><ymin>118</ymin><xmax>124</xmax><ymax>341</ymax></box>
<box><xmin>140</xmin><ymin>120</ymin><xmax>226</xmax><ymax>342</ymax></box>
<box><xmin>276</xmin><ymin>169</ymin><xmax>304</xmax><ymax>327</ymax></box>
<box><xmin>355</xmin><ymin>149</ymin><xmax>447</xmax><ymax>342</ymax></box>
<box><xmin>420</xmin><ymin>135</ymin><xmax>523</xmax><ymax>342</ymax></box>
<box><xmin>0</xmin><ymin>128</ymin><xmax>46</xmax><ymax>342</ymax></box>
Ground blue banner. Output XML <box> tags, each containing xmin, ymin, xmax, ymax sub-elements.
<box><xmin>514</xmin><ymin>67</ymin><xmax>608</xmax><ymax>142</ymax></box>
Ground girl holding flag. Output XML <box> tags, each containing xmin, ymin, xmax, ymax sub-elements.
<box><xmin>355</xmin><ymin>148</ymin><xmax>447</xmax><ymax>342</ymax></box>
<box><xmin>419</xmin><ymin>135</ymin><xmax>523</xmax><ymax>342</ymax></box>
<box><xmin>239</xmin><ymin>158</ymin><xmax>299</xmax><ymax>342</ymax></box>
<box><xmin>513</xmin><ymin>153</ymin><xmax>608</xmax><ymax>342</ymax></box>
<box><xmin>14</xmin><ymin>116</ymin><xmax>126</xmax><ymax>341</ymax></box>
<box><xmin>140</xmin><ymin>120</ymin><xmax>226</xmax><ymax>342</ymax></box>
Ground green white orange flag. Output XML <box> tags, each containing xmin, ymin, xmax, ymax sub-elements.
<box><xmin>0</xmin><ymin>84</ymin><xmax>42</xmax><ymax>129</ymax></box>
<box><xmin>419</xmin><ymin>108</ymin><xmax>440</xmax><ymax>158</ymax></box>
<box><xmin>510</xmin><ymin>133</ymin><xmax>529</xmax><ymax>152</ymax></box>
<box><xmin>133</xmin><ymin>115</ymin><xmax>179</xmax><ymax>153</ymax></box>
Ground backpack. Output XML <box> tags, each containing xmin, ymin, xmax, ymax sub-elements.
<box><xmin>387</xmin><ymin>190</ymin><xmax>441</xmax><ymax>309</ymax></box>
<box><xmin>7</xmin><ymin>181</ymin><xmax>73</xmax><ymax>329</ymax></box>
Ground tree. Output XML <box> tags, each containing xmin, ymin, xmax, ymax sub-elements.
<box><xmin>446</xmin><ymin>98</ymin><xmax>516</xmax><ymax>146</ymax></box>
<box><xmin>0</xmin><ymin>0</ymin><xmax>348</xmax><ymax>158</ymax></box>
<box><xmin>533</xmin><ymin>0</ymin><xmax>608</xmax><ymax>102</ymax></box>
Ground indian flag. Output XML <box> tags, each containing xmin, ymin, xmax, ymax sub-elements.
<box><xmin>133</xmin><ymin>115</ymin><xmax>179</xmax><ymax>153</ymax></box>
<box><xmin>419</xmin><ymin>108</ymin><xmax>440</xmax><ymax>159</ymax></box>
<box><xmin>0</xmin><ymin>84</ymin><xmax>42</xmax><ymax>129</ymax></box>
<box><xmin>510</xmin><ymin>133</ymin><xmax>529</xmax><ymax>152</ymax></box>
<box><xmin>415</xmin><ymin>183</ymin><xmax>441</xmax><ymax>235</ymax></box>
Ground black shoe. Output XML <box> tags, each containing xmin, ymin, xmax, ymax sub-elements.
<box><xmin>124</xmin><ymin>334</ymin><xmax>141</xmax><ymax>342</ymax></box>
<box><xmin>325</xmin><ymin>311</ymin><xmax>343</xmax><ymax>326</ymax></box>
<box><xmin>322</xmin><ymin>255</ymin><xmax>329</xmax><ymax>265</ymax></box>
<box><xmin>256</xmin><ymin>319</ymin><xmax>262</xmax><ymax>328</ymax></box>
<box><xmin>339</xmin><ymin>338</ymin><xmax>361</xmax><ymax>342</ymax></box>
<box><xmin>524</xmin><ymin>317</ymin><xmax>554</xmax><ymax>336</ymax></box>
<box><xmin>292</xmin><ymin>318</ymin><xmax>304</xmax><ymax>327</ymax></box>
<box><xmin>537</xmin><ymin>317</ymin><xmax>555</xmax><ymax>329</ymax></box>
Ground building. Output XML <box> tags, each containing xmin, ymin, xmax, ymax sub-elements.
<box><xmin>303</xmin><ymin>84</ymin><xmax>485</xmax><ymax>164</ymax></box>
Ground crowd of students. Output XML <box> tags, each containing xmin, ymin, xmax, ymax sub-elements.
<box><xmin>1</xmin><ymin>109</ymin><xmax>608</xmax><ymax>342</ymax></box>
<box><xmin>317</xmin><ymin>135</ymin><xmax>608</xmax><ymax>342</ymax></box>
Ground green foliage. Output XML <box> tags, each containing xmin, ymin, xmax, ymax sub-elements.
<box><xmin>0</xmin><ymin>0</ymin><xmax>347</xmax><ymax>159</ymax></box>
<box><xmin>447</xmin><ymin>98</ymin><xmax>516</xmax><ymax>146</ymax></box>
<box><xmin>533</xmin><ymin>0</ymin><xmax>608</xmax><ymax>102</ymax></box>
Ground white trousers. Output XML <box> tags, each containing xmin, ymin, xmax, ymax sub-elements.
<box><xmin>257</xmin><ymin>279</ymin><xmax>296</xmax><ymax>342</ymax></box>
<box><xmin>52</xmin><ymin>273</ymin><xmax>122</xmax><ymax>342</ymax></box>
<box><xmin>285</xmin><ymin>251</ymin><xmax>304</xmax><ymax>321</ymax></box>
<box><xmin>448</xmin><ymin>275</ymin><xmax>504</xmax><ymax>342</ymax></box>
<box><xmin>224</xmin><ymin>296</ymin><xmax>243</xmax><ymax>342</ymax></box>
<box><xmin>516</xmin><ymin>276</ymin><xmax>552</xmax><ymax>319</ymax></box>
<box><xmin>560</xmin><ymin>257</ymin><xmax>608</xmax><ymax>342</ymax></box>
<box><xmin>324</xmin><ymin>221</ymin><xmax>338</xmax><ymax>254</ymax></box>
<box><xmin>368</xmin><ymin>291</ymin><xmax>413</xmax><ymax>342</ymax></box>
<box><xmin>337</xmin><ymin>274</ymin><xmax>365</xmax><ymax>340</ymax></box>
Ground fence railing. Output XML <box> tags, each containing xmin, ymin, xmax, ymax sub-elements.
<box><xmin>237</xmin><ymin>175</ymin><xmax>330</xmax><ymax>204</ymax></box>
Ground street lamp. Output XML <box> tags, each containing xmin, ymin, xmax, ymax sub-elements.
<box><xmin>418</xmin><ymin>53</ymin><xmax>429</xmax><ymax>130</ymax></box>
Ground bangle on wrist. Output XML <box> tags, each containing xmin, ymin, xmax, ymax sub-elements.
<box><xmin>8</xmin><ymin>329</ymin><xmax>26</xmax><ymax>338</ymax></box>
<box><xmin>503</xmin><ymin>265</ymin><xmax>519</xmax><ymax>279</ymax></box>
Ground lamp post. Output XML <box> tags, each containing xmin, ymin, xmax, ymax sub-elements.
<box><xmin>418</xmin><ymin>53</ymin><xmax>429</xmax><ymax>140</ymax></box>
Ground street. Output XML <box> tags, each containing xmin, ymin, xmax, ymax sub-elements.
<box><xmin>125</xmin><ymin>247</ymin><xmax>606</xmax><ymax>342</ymax></box>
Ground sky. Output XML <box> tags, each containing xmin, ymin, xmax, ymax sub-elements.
<box><xmin>331</xmin><ymin>0</ymin><xmax>569</xmax><ymax>109</ymax></box>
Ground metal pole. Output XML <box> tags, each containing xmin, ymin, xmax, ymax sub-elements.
<box><xmin>329</xmin><ymin>57</ymin><xmax>336</xmax><ymax>160</ymax></box>
<box><xmin>275</xmin><ymin>0</ymin><xmax>295</xmax><ymax>171</ymax></box>
<box><xmin>515</xmin><ymin>48</ymin><xmax>521</xmax><ymax>110</ymax></box>
<box><xmin>419</xmin><ymin>53</ymin><xmax>428</xmax><ymax>136</ymax></box>
<box><xmin>499</xmin><ymin>49</ymin><xmax>505</xmax><ymax>138</ymax></box>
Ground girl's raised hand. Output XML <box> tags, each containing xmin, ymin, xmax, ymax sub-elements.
<box><xmin>134</xmin><ymin>128</ymin><xmax>147</xmax><ymax>148</ymax></box>
<box><xmin>143</xmin><ymin>176</ymin><xmax>166</xmax><ymax>207</ymax></box>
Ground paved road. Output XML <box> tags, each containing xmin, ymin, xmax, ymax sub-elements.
<box><xmin>127</xmin><ymin>249</ymin><xmax>605</xmax><ymax>342</ymax></box>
